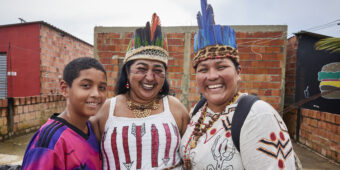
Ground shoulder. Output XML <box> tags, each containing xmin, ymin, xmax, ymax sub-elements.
<box><xmin>167</xmin><ymin>95</ymin><xmax>188</xmax><ymax>114</ymax></box>
<box><xmin>34</xmin><ymin>119</ymin><xmax>67</xmax><ymax>149</ymax></box>
<box><xmin>242</xmin><ymin>99</ymin><xmax>288</xmax><ymax>132</ymax></box>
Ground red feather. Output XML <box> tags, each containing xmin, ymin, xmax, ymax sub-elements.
<box><xmin>150</xmin><ymin>13</ymin><xmax>161</xmax><ymax>41</ymax></box>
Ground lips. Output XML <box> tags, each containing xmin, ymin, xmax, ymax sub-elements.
<box><xmin>208</xmin><ymin>84</ymin><xmax>223</xmax><ymax>89</ymax></box>
<box><xmin>141</xmin><ymin>83</ymin><xmax>155</xmax><ymax>90</ymax></box>
<box><xmin>85</xmin><ymin>101</ymin><xmax>101</xmax><ymax>108</ymax></box>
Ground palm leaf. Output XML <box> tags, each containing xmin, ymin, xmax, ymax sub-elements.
<box><xmin>315</xmin><ymin>37</ymin><xmax>340</xmax><ymax>53</ymax></box>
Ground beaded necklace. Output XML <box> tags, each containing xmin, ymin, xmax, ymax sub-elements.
<box><xmin>126</xmin><ymin>94</ymin><xmax>160</xmax><ymax>118</ymax></box>
<box><xmin>183</xmin><ymin>93</ymin><xmax>239</xmax><ymax>170</ymax></box>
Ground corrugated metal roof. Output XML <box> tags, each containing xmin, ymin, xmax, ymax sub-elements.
<box><xmin>294</xmin><ymin>30</ymin><xmax>331</xmax><ymax>39</ymax></box>
<box><xmin>0</xmin><ymin>21</ymin><xmax>93</xmax><ymax>47</ymax></box>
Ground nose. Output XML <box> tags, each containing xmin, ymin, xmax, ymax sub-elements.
<box><xmin>207</xmin><ymin>68</ymin><xmax>219</xmax><ymax>80</ymax></box>
<box><xmin>90</xmin><ymin>87</ymin><xmax>100</xmax><ymax>97</ymax></box>
<box><xmin>145</xmin><ymin>70</ymin><xmax>155</xmax><ymax>81</ymax></box>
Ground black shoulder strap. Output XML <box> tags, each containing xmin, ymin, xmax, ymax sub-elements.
<box><xmin>231</xmin><ymin>95</ymin><xmax>259</xmax><ymax>153</ymax></box>
<box><xmin>192</xmin><ymin>97</ymin><xmax>207</xmax><ymax>116</ymax></box>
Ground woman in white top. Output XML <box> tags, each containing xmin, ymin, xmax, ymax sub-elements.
<box><xmin>180</xmin><ymin>0</ymin><xmax>296</xmax><ymax>169</ymax></box>
<box><xmin>91</xmin><ymin>13</ymin><xmax>189</xmax><ymax>170</ymax></box>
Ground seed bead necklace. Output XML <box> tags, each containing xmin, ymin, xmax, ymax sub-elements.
<box><xmin>183</xmin><ymin>92</ymin><xmax>240</xmax><ymax>170</ymax></box>
<box><xmin>126</xmin><ymin>94</ymin><xmax>160</xmax><ymax>118</ymax></box>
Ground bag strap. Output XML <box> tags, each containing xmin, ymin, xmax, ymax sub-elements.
<box><xmin>231</xmin><ymin>95</ymin><xmax>259</xmax><ymax>153</ymax></box>
<box><xmin>191</xmin><ymin>97</ymin><xmax>206</xmax><ymax>116</ymax></box>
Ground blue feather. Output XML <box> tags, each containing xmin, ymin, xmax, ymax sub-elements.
<box><xmin>215</xmin><ymin>25</ymin><xmax>222</xmax><ymax>44</ymax></box>
<box><xmin>206</xmin><ymin>5</ymin><xmax>215</xmax><ymax>45</ymax></box>
<box><xmin>230</xmin><ymin>28</ymin><xmax>237</xmax><ymax>48</ymax></box>
<box><xmin>194</xmin><ymin>0</ymin><xmax>237</xmax><ymax>53</ymax></box>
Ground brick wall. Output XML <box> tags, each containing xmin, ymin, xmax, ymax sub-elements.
<box><xmin>94</xmin><ymin>26</ymin><xmax>287</xmax><ymax>111</ymax></box>
<box><xmin>0</xmin><ymin>99</ymin><xmax>8</xmax><ymax>140</ymax></box>
<box><xmin>283</xmin><ymin>35</ymin><xmax>340</xmax><ymax>163</ymax></box>
<box><xmin>0</xmin><ymin>23</ymin><xmax>94</xmax><ymax>141</ymax></box>
<box><xmin>283</xmin><ymin>36</ymin><xmax>299</xmax><ymax>138</ymax></box>
<box><xmin>40</xmin><ymin>24</ymin><xmax>94</xmax><ymax>95</ymax></box>
<box><xmin>299</xmin><ymin>109</ymin><xmax>340</xmax><ymax>162</ymax></box>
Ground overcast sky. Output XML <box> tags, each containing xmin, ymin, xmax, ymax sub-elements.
<box><xmin>1</xmin><ymin>0</ymin><xmax>339</xmax><ymax>45</ymax></box>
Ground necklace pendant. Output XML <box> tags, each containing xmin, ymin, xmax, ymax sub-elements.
<box><xmin>190</xmin><ymin>140</ymin><xmax>197</xmax><ymax>149</ymax></box>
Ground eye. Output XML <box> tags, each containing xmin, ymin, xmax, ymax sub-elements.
<box><xmin>217</xmin><ymin>65</ymin><xmax>227</xmax><ymax>70</ymax></box>
<box><xmin>99</xmin><ymin>85</ymin><xmax>107</xmax><ymax>91</ymax></box>
<box><xmin>153</xmin><ymin>69</ymin><xmax>164</xmax><ymax>74</ymax></box>
<box><xmin>81</xmin><ymin>84</ymin><xmax>91</xmax><ymax>89</ymax></box>
<box><xmin>197</xmin><ymin>68</ymin><xmax>208</xmax><ymax>73</ymax></box>
<box><xmin>137</xmin><ymin>67</ymin><xmax>148</xmax><ymax>73</ymax></box>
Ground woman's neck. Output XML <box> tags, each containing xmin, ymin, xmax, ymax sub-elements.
<box><xmin>207</xmin><ymin>92</ymin><xmax>240</xmax><ymax>113</ymax></box>
<box><xmin>127</xmin><ymin>91</ymin><xmax>158</xmax><ymax>104</ymax></box>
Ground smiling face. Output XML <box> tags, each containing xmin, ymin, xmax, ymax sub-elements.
<box><xmin>127</xmin><ymin>59</ymin><xmax>166</xmax><ymax>102</ymax></box>
<box><xmin>196</xmin><ymin>58</ymin><xmax>241</xmax><ymax>112</ymax></box>
<box><xmin>61</xmin><ymin>68</ymin><xmax>107</xmax><ymax>118</ymax></box>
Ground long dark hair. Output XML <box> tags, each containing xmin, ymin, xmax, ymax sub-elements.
<box><xmin>114</xmin><ymin>60</ymin><xmax>170</xmax><ymax>96</ymax></box>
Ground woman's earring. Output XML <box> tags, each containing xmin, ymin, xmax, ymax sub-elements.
<box><xmin>125</xmin><ymin>82</ymin><xmax>130</xmax><ymax>89</ymax></box>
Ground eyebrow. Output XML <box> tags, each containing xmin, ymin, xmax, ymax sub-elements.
<box><xmin>80</xmin><ymin>79</ymin><xmax>107</xmax><ymax>85</ymax></box>
<box><xmin>135</xmin><ymin>62</ymin><xmax>164</xmax><ymax>69</ymax></box>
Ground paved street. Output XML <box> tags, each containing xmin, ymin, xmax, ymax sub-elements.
<box><xmin>0</xmin><ymin>132</ymin><xmax>339</xmax><ymax>169</ymax></box>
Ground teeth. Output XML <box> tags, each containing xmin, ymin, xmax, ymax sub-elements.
<box><xmin>208</xmin><ymin>84</ymin><xmax>223</xmax><ymax>89</ymax></box>
<box><xmin>143</xmin><ymin>84</ymin><xmax>154</xmax><ymax>88</ymax></box>
<box><xmin>87</xmin><ymin>102</ymin><xmax>99</xmax><ymax>105</ymax></box>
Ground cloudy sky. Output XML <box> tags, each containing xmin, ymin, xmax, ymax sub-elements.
<box><xmin>1</xmin><ymin>0</ymin><xmax>339</xmax><ymax>45</ymax></box>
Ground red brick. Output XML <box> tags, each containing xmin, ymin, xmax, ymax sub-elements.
<box><xmin>335</xmin><ymin>114</ymin><xmax>340</xmax><ymax>124</ymax></box>
<box><xmin>123</xmin><ymin>32</ymin><xmax>133</xmax><ymax>39</ymax></box>
<box><xmin>325</xmin><ymin>113</ymin><xmax>336</xmax><ymax>123</ymax></box>
<box><xmin>108</xmin><ymin>33</ymin><xmax>120</xmax><ymax>39</ymax></box>
<box><xmin>19</xmin><ymin>97</ymin><xmax>25</xmax><ymax>105</ymax></box>
<box><xmin>166</xmin><ymin>33</ymin><xmax>185</xmax><ymax>39</ymax></box>
<box><xmin>167</xmin><ymin>39</ymin><xmax>184</xmax><ymax>46</ymax></box>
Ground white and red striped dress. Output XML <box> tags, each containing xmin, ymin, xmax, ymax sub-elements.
<box><xmin>101</xmin><ymin>96</ymin><xmax>182</xmax><ymax>170</ymax></box>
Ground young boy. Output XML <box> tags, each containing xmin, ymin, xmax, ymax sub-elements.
<box><xmin>21</xmin><ymin>57</ymin><xmax>107</xmax><ymax>170</ymax></box>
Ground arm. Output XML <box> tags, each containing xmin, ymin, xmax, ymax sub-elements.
<box><xmin>89</xmin><ymin>99</ymin><xmax>111</xmax><ymax>142</ymax></box>
<box><xmin>168</xmin><ymin>96</ymin><xmax>190</xmax><ymax>136</ymax></box>
<box><xmin>239</xmin><ymin>101</ymin><xmax>296</xmax><ymax>170</ymax></box>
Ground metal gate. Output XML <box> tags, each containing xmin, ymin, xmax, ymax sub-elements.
<box><xmin>0</xmin><ymin>53</ymin><xmax>7</xmax><ymax>99</ymax></box>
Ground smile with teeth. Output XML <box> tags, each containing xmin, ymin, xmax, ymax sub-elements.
<box><xmin>208</xmin><ymin>84</ymin><xmax>223</xmax><ymax>89</ymax></box>
<box><xmin>86</xmin><ymin>102</ymin><xmax>100</xmax><ymax>106</ymax></box>
<box><xmin>142</xmin><ymin>83</ymin><xmax>154</xmax><ymax>89</ymax></box>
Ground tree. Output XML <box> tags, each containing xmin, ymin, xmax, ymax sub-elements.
<box><xmin>315</xmin><ymin>37</ymin><xmax>340</xmax><ymax>53</ymax></box>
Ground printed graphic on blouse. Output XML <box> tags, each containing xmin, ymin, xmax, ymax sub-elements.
<box><xmin>105</xmin><ymin>122</ymin><xmax>180</xmax><ymax>169</ymax></box>
<box><xmin>256</xmin><ymin>114</ymin><xmax>293</xmax><ymax>169</ymax></box>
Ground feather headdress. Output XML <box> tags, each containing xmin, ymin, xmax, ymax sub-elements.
<box><xmin>124</xmin><ymin>13</ymin><xmax>168</xmax><ymax>65</ymax></box>
<box><xmin>192</xmin><ymin>0</ymin><xmax>239</xmax><ymax>68</ymax></box>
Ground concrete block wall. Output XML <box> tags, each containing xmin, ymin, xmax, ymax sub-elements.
<box><xmin>95</xmin><ymin>25</ymin><xmax>287</xmax><ymax>111</ymax></box>
<box><xmin>0</xmin><ymin>99</ymin><xmax>8</xmax><ymax>139</ymax></box>
<box><xmin>0</xmin><ymin>95</ymin><xmax>66</xmax><ymax>141</ymax></box>
<box><xmin>40</xmin><ymin>24</ymin><xmax>94</xmax><ymax>95</ymax></box>
<box><xmin>299</xmin><ymin>109</ymin><xmax>340</xmax><ymax>162</ymax></box>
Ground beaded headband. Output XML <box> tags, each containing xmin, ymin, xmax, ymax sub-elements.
<box><xmin>193</xmin><ymin>0</ymin><xmax>239</xmax><ymax>68</ymax></box>
<box><xmin>124</xmin><ymin>13</ymin><xmax>168</xmax><ymax>65</ymax></box>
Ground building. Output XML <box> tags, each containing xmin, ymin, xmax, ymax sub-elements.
<box><xmin>94</xmin><ymin>26</ymin><xmax>287</xmax><ymax>111</ymax></box>
<box><xmin>0</xmin><ymin>21</ymin><xmax>93</xmax><ymax>140</ymax></box>
<box><xmin>284</xmin><ymin>31</ymin><xmax>340</xmax><ymax>163</ymax></box>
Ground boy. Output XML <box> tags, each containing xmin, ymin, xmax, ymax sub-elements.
<box><xmin>22</xmin><ymin>57</ymin><xmax>107</xmax><ymax>170</ymax></box>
